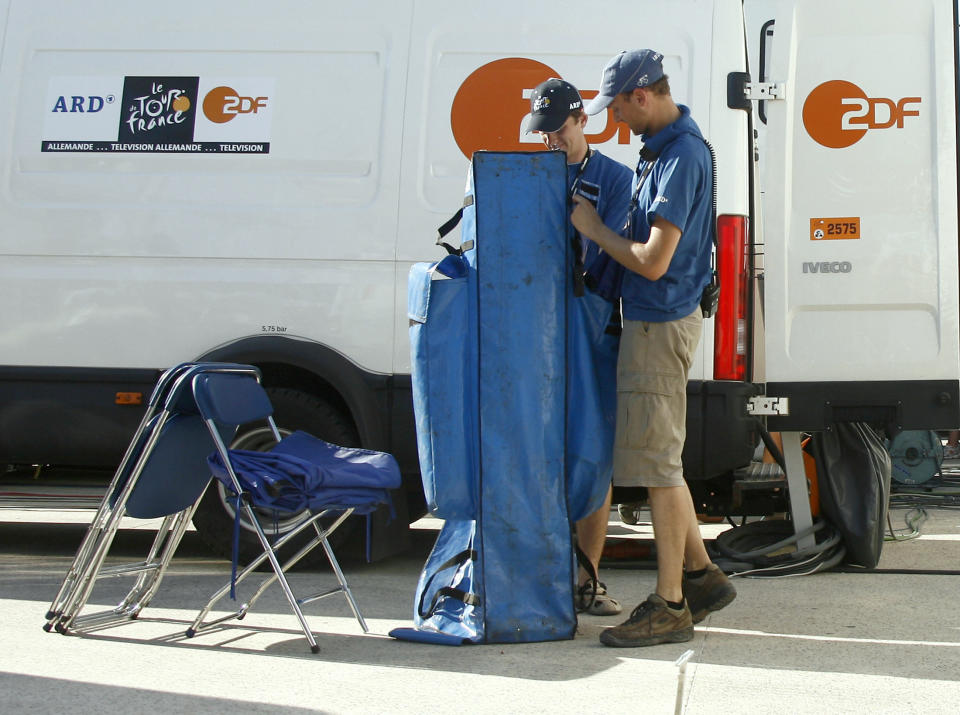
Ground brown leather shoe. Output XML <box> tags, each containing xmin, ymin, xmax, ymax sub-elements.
<box><xmin>599</xmin><ymin>594</ymin><xmax>693</xmax><ymax>647</ymax></box>
<box><xmin>683</xmin><ymin>564</ymin><xmax>737</xmax><ymax>624</ymax></box>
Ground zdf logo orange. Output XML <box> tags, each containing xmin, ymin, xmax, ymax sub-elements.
<box><xmin>202</xmin><ymin>86</ymin><xmax>268</xmax><ymax>124</ymax></box>
<box><xmin>450</xmin><ymin>57</ymin><xmax>631</xmax><ymax>159</ymax></box>
<box><xmin>802</xmin><ymin>80</ymin><xmax>920</xmax><ymax>148</ymax></box>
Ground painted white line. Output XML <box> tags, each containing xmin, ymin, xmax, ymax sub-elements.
<box><xmin>704</xmin><ymin>626</ymin><xmax>960</xmax><ymax>648</ymax></box>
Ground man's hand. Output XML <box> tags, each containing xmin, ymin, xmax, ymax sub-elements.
<box><xmin>571</xmin><ymin>194</ymin><xmax>603</xmax><ymax>239</ymax></box>
<box><xmin>570</xmin><ymin>195</ymin><xmax>683</xmax><ymax>282</ymax></box>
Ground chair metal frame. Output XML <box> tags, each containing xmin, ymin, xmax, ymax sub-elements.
<box><xmin>44</xmin><ymin>361</ymin><xmax>384</xmax><ymax>654</ymax></box>
<box><xmin>43</xmin><ymin>363</ymin><xmax>260</xmax><ymax>635</ymax></box>
<box><xmin>185</xmin><ymin>371</ymin><xmax>372</xmax><ymax>653</ymax></box>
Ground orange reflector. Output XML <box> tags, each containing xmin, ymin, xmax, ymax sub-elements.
<box><xmin>115</xmin><ymin>392</ymin><xmax>143</xmax><ymax>406</ymax></box>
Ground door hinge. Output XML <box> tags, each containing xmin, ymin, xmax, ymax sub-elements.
<box><xmin>727</xmin><ymin>72</ymin><xmax>785</xmax><ymax>111</ymax></box>
<box><xmin>747</xmin><ymin>396</ymin><xmax>790</xmax><ymax>416</ymax></box>
<box><xmin>744</xmin><ymin>81</ymin><xmax>785</xmax><ymax>101</ymax></box>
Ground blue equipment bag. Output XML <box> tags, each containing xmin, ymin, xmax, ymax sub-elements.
<box><xmin>408</xmin><ymin>253</ymin><xmax>478</xmax><ymax>521</ymax></box>
<box><xmin>393</xmin><ymin>151</ymin><xmax>616</xmax><ymax>645</ymax></box>
<box><xmin>565</xmin><ymin>288</ymin><xmax>619</xmax><ymax>521</ymax></box>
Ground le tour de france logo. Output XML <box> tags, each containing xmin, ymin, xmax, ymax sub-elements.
<box><xmin>802</xmin><ymin>79</ymin><xmax>921</xmax><ymax>148</ymax></box>
<box><xmin>450</xmin><ymin>57</ymin><xmax>631</xmax><ymax>159</ymax></box>
<box><xmin>119</xmin><ymin>76</ymin><xmax>200</xmax><ymax>143</ymax></box>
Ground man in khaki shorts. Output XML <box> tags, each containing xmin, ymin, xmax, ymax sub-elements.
<box><xmin>571</xmin><ymin>49</ymin><xmax>736</xmax><ymax>647</ymax></box>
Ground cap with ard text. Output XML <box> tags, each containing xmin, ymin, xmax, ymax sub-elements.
<box><xmin>527</xmin><ymin>78</ymin><xmax>583</xmax><ymax>134</ymax></box>
<box><xmin>583</xmin><ymin>49</ymin><xmax>664</xmax><ymax>115</ymax></box>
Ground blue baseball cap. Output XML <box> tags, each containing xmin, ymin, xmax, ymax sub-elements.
<box><xmin>583</xmin><ymin>49</ymin><xmax>665</xmax><ymax>115</ymax></box>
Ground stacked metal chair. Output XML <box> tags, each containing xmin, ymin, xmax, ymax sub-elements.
<box><xmin>43</xmin><ymin>362</ymin><xmax>225</xmax><ymax>636</ymax></box>
<box><xmin>43</xmin><ymin>362</ymin><xmax>401</xmax><ymax>653</ymax></box>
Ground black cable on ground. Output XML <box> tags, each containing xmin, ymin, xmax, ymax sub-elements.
<box><xmin>705</xmin><ymin>426</ymin><xmax>848</xmax><ymax>578</ymax></box>
<box><xmin>712</xmin><ymin>517</ymin><xmax>847</xmax><ymax>578</ymax></box>
<box><xmin>890</xmin><ymin>492</ymin><xmax>960</xmax><ymax>510</ymax></box>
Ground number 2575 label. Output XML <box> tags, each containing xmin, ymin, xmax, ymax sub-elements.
<box><xmin>810</xmin><ymin>217</ymin><xmax>860</xmax><ymax>240</ymax></box>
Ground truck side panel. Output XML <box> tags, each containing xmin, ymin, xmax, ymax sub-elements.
<box><xmin>0</xmin><ymin>0</ymin><xmax>413</xmax><ymax>374</ymax></box>
<box><xmin>758</xmin><ymin>0</ymin><xmax>960</xmax><ymax>429</ymax></box>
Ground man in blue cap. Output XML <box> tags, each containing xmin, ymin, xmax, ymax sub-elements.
<box><xmin>571</xmin><ymin>50</ymin><xmax>736</xmax><ymax>647</ymax></box>
<box><xmin>528</xmin><ymin>77</ymin><xmax>632</xmax><ymax>617</ymax></box>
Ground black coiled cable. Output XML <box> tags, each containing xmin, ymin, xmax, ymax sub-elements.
<box><xmin>712</xmin><ymin>425</ymin><xmax>848</xmax><ymax>578</ymax></box>
<box><xmin>713</xmin><ymin>517</ymin><xmax>846</xmax><ymax>577</ymax></box>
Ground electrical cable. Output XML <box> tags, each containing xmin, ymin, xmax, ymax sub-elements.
<box><xmin>712</xmin><ymin>516</ymin><xmax>846</xmax><ymax>578</ymax></box>
<box><xmin>889</xmin><ymin>492</ymin><xmax>960</xmax><ymax>511</ymax></box>
<box><xmin>610</xmin><ymin>429</ymin><xmax>949</xmax><ymax>577</ymax></box>
<box><xmin>707</xmin><ymin>425</ymin><xmax>849</xmax><ymax>578</ymax></box>
<box><xmin>726</xmin><ymin>543</ymin><xmax>847</xmax><ymax>579</ymax></box>
<box><xmin>884</xmin><ymin>506</ymin><xmax>926</xmax><ymax>542</ymax></box>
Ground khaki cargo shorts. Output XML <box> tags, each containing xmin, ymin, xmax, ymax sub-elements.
<box><xmin>613</xmin><ymin>308</ymin><xmax>703</xmax><ymax>488</ymax></box>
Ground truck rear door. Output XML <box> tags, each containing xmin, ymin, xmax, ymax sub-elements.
<box><xmin>757</xmin><ymin>0</ymin><xmax>960</xmax><ymax>431</ymax></box>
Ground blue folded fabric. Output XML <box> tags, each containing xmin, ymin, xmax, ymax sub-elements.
<box><xmin>207</xmin><ymin>430</ymin><xmax>403</xmax><ymax>598</ymax></box>
<box><xmin>271</xmin><ymin>431</ymin><xmax>402</xmax><ymax>490</ymax></box>
<box><xmin>206</xmin><ymin>430</ymin><xmax>401</xmax><ymax>514</ymax></box>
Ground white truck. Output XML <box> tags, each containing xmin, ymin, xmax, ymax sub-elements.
<box><xmin>0</xmin><ymin>0</ymin><xmax>957</xmax><ymax>559</ymax></box>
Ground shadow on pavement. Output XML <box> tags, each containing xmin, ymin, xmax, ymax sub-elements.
<box><xmin>0</xmin><ymin>671</ymin><xmax>323</xmax><ymax>714</ymax></box>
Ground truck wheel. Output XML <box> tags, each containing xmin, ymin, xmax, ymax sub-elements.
<box><xmin>192</xmin><ymin>387</ymin><xmax>361</xmax><ymax>568</ymax></box>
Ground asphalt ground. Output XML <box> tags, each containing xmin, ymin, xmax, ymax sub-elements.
<box><xmin>1</xmin><ymin>496</ymin><xmax>959</xmax><ymax>714</ymax></box>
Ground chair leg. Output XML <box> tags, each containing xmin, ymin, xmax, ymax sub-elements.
<box><xmin>187</xmin><ymin>504</ymin><xmax>375</xmax><ymax>652</ymax></box>
<box><xmin>53</xmin><ymin>504</ymin><xmax>144</xmax><ymax>632</ymax></box>
<box><xmin>242</xmin><ymin>503</ymin><xmax>320</xmax><ymax>653</ymax></box>
<box><xmin>59</xmin><ymin>509</ymin><xmax>195</xmax><ymax>634</ymax></box>
<box><xmin>315</xmin><ymin>521</ymin><xmax>369</xmax><ymax>633</ymax></box>
<box><xmin>242</xmin><ymin>521</ymin><xmax>326</xmax><ymax>611</ymax></box>
<box><xmin>45</xmin><ymin>403</ymin><xmax>167</xmax><ymax>627</ymax></box>
<box><xmin>122</xmin><ymin>505</ymin><xmax>199</xmax><ymax>615</ymax></box>
<box><xmin>187</xmin><ymin>510</ymin><xmax>329</xmax><ymax>635</ymax></box>
<box><xmin>242</xmin><ymin>509</ymin><xmax>368</xmax><ymax>633</ymax></box>
<box><xmin>187</xmin><ymin>545</ymin><xmax>273</xmax><ymax>636</ymax></box>
<box><xmin>44</xmin><ymin>522</ymin><xmax>108</xmax><ymax>627</ymax></box>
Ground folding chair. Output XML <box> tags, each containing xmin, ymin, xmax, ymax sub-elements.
<box><xmin>43</xmin><ymin>362</ymin><xmax>255</xmax><ymax>635</ymax></box>
<box><xmin>184</xmin><ymin>371</ymin><xmax>401</xmax><ymax>653</ymax></box>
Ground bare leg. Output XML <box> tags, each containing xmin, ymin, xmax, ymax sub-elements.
<box><xmin>576</xmin><ymin>485</ymin><xmax>613</xmax><ymax>585</ymax></box>
<box><xmin>647</xmin><ymin>484</ymin><xmax>711</xmax><ymax>603</ymax></box>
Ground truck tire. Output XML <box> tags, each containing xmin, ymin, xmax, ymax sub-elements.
<box><xmin>192</xmin><ymin>387</ymin><xmax>361</xmax><ymax>569</ymax></box>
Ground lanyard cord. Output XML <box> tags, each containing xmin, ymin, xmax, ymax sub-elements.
<box><xmin>624</xmin><ymin>155</ymin><xmax>657</xmax><ymax>241</ymax></box>
<box><xmin>568</xmin><ymin>148</ymin><xmax>594</xmax><ymax>297</ymax></box>
<box><xmin>569</xmin><ymin>148</ymin><xmax>593</xmax><ymax>199</ymax></box>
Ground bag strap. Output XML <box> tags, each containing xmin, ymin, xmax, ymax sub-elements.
<box><xmin>416</xmin><ymin>548</ymin><xmax>481</xmax><ymax>619</ymax></box>
<box><xmin>436</xmin><ymin>195</ymin><xmax>475</xmax><ymax>256</ymax></box>
<box><xmin>573</xmin><ymin>542</ymin><xmax>602</xmax><ymax>607</ymax></box>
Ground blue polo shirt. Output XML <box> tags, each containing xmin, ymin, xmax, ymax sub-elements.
<box><xmin>621</xmin><ymin>105</ymin><xmax>713</xmax><ymax>322</ymax></box>
<box><xmin>567</xmin><ymin>149</ymin><xmax>633</xmax><ymax>273</ymax></box>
